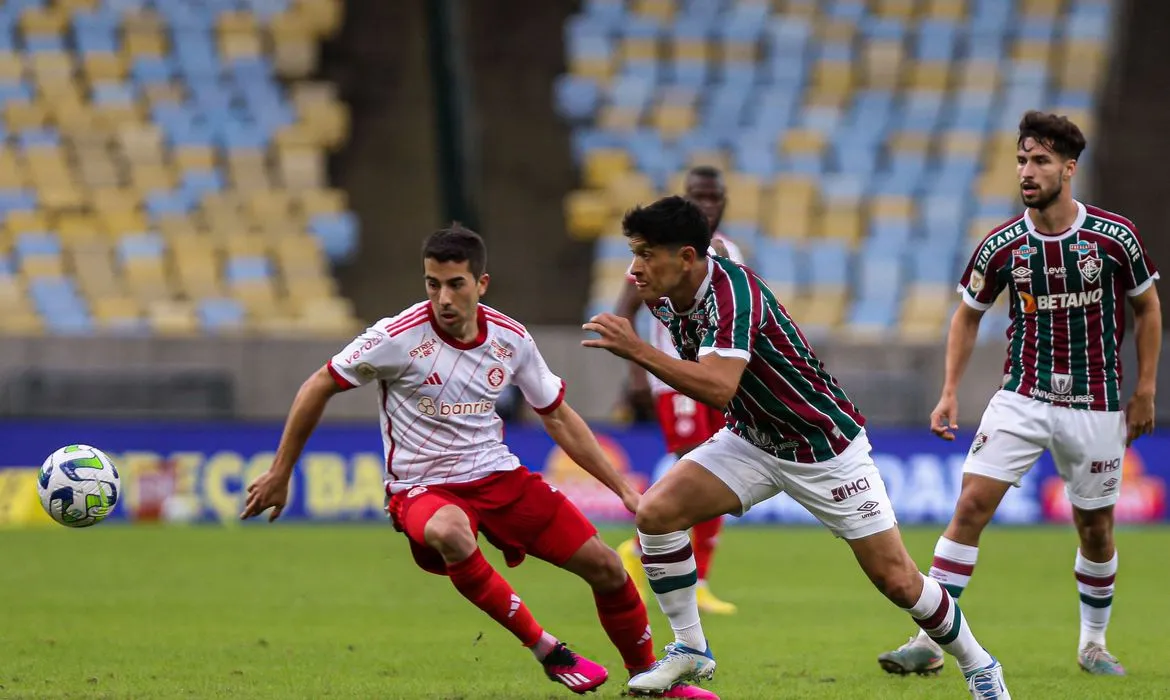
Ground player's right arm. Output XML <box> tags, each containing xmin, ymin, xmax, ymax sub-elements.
<box><xmin>614</xmin><ymin>275</ymin><xmax>654</xmax><ymax>416</ymax></box>
<box><xmin>933</xmin><ymin>241</ymin><xmax>1007</xmax><ymax>440</ymax></box>
<box><xmin>241</xmin><ymin>322</ymin><xmax>404</xmax><ymax>521</ymax></box>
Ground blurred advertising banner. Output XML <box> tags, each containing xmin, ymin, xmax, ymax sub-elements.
<box><xmin>0</xmin><ymin>421</ymin><xmax>1164</xmax><ymax>526</ymax></box>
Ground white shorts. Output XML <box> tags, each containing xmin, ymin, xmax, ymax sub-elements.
<box><xmin>685</xmin><ymin>428</ymin><xmax>897</xmax><ymax>539</ymax></box>
<box><xmin>964</xmin><ymin>390</ymin><xmax>1126</xmax><ymax>510</ymax></box>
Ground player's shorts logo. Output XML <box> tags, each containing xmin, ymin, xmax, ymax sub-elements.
<box><xmin>418</xmin><ymin>396</ymin><xmax>437</xmax><ymax>416</ymax></box>
<box><xmin>971</xmin><ymin>432</ymin><xmax>990</xmax><ymax>455</ymax></box>
<box><xmin>406</xmin><ymin>486</ymin><xmax>428</xmax><ymax>498</ymax></box>
<box><xmin>486</xmin><ymin>364</ymin><xmax>506</xmax><ymax>389</ymax></box>
<box><xmin>1078</xmin><ymin>254</ymin><xmax>1103</xmax><ymax>284</ymax></box>
<box><xmin>1051</xmin><ymin>373</ymin><xmax>1073</xmax><ymax>395</ymax></box>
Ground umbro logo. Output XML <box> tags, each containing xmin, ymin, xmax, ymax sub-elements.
<box><xmin>424</xmin><ymin>372</ymin><xmax>442</xmax><ymax>385</ymax></box>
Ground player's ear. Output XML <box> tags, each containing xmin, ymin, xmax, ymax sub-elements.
<box><xmin>1065</xmin><ymin>158</ymin><xmax>1077</xmax><ymax>181</ymax></box>
<box><xmin>477</xmin><ymin>273</ymin><xmax>490</xmax><ymax>296</ymax></box>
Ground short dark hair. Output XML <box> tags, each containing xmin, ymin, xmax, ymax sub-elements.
<box><xmin>1018</xmin><ymin>110</ymin><xmax>1086</xmax><ymax>161</ymax></box>
<box><xmin>687</xmin><ymin>164</ymin><xmax>723</xmax><ymax>181</ymax></box>
<box><xmin>622</xmin><ymin>196</ymin><xmax>712</xmax><ymax>255</ymax></box>
<box><xmin>422</xmin><ymin>223</ymin><xmax>486</xmax><ymax>277</ymax></box>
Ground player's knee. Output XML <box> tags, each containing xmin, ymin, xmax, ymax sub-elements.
<box><xmin>423</xmin><ymin>507</ymin><xmax>476</xmax><ymax>561</ymax></box>
<box><xmin>586</xmin><ymin>547</ymin><xmax>630</xmax><ymax>592</ymax></box>
<box><xmin>950</xmin><ymin>492</ymin><xmax>995</xmax><ymax>538</ymax></box>
<box><xmin>634</xmin><ymin>494</ymin><xmax>680</xmax><ymax>535</ymax></box>
<box><xmin>1075</xmin><ymin>511</ymin><xmax>1113</xmax><ymax>554</ymax></box>
<box><xmin>872</xmin><ymin>562</ymin><xmax>922</xmax><ymax>608</ymax></box>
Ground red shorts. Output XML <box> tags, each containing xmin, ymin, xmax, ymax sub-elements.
<box><xmin>656</xmin><ymin>391</ymin><xmax>726</xmax><ymax>455</ymax></box>
<box><xmin>387</xmin><ymin>467</ymin><xmax>598</xmax><ymax>576</ymax></box>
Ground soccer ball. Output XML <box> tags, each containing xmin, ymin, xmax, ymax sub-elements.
<box><xmin>37</xmin><ymin>444</ymin><xmax>121</xmax><ymax>528</ymax></box>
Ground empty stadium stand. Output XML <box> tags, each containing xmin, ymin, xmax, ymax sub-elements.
<box><xmin>0</xmin><ymin>0</ymin><xmax>359</xmax><ymax>337</ymax></box>
<box><xmin>557</xmin><ymin>0</ymin><xmax>1116</xmax><ymax>342</ymax></box>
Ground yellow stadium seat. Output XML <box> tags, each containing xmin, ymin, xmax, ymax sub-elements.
<box><xmin>221</xmin><ymin>234</ymin><xmax>268</xmax><ymax>258</ymax></box>
<box><xmin>780</xmin><ymin>128</ymin><xmax>827</xmax><ymax>156</ymax></box>
<box><xmin>4</xmin><ymin>101</ymin><xmax>50</xmax><ymax>131</ymax></box>
<box><xmin>671</xmin><ymin>38</ymin><xmax>709</xmax><ymax>64</ymax></box>
<box><xmin>817</xmin><ymin>20</ymin><xmax>858</xmax><ymax>45</ymax></box>
<box><xmin>148</xmin><ymin>300</ymin><xmax>198</xmax><ymax>336</ymax></box>
<box><xmin>298</xmin><ymin>188</ymin><xmax>347</xmax><ymax>218</ymax></box>
<box><xmin>766</xmin><ymin>177</ymin><xmax>817</xmax><ymax>239</ymax></box>
<box><xmin>276</xmin><ymin>146</ymin><xmax>326</xmax><ymax>190</ymax></box>
<box><xmin>582</xmin><ymin>148</ymin><xmax>632</xmax><ymax>190</ymax></box>
<box><xmin>564</xmin><ymin>190</ymin><xmax>611</xmax><ymax>239</ymax></box>
<box><xmin>596</xmin><ymin>105</ymin><xmax>641</xmax><ymax>132</ymax></box>
<box><xmin>20</xmin><ymin>7</ymin><xmax>68</xmax><ymax>35</ymax></box>
<box><xmin>98</xmin><ymin>210</ymin><xmax>149</xmax><ymax>237</ymax></box>
<box><xmin>631</xmin><ymin>0</ymin><xmax>675</xmax><ymax>23</ymax></box>
<box><xmin>620</xmin><ymin>36</ymin><xmax>658</xmax><ymax>64</ymax></box>
<box><xmin>781</xmin><ymin>0</ymin><xmax>819</xmax><ymax>20</ymax></box>
<box><xmin>939</xmin><ymin>130</ymin><xmax>985</xmax><ymax>157</ymax></box>
<box><xmin>125</xmin><ymin>30</ymin><xmax>168</xmax><ymax>57</ymax></box>
<box><xmin>817</xmin><ymin>206</ymin><xmax>864</xmax><ymax>244</ymax></box>
<box><xmin>28</xmin><ymin>52</ymin><xmax>74</xmax><ymax>85</ymax></box>
<box><xmin>907</xmin><ymin>62</ymin><xmax>951</xmax><ymax>91</ymax></box>
<box><xmin>117</xmin><ymin>124</ymin><xmax>165</xmax><ymax>162</ymax></box>
<box><xmin>283</xmin><ymin>273</ymin><xmax>335</xmax><ymax>304</ymax></box>
<box><xmin>977</xmin><ymin>172</ymin><xmax>1020</xmax><ymax>200</ymax></box>
<box><xmin>1012</xmin><ymin>42</ymin><xmax>1051</xmax><ymax>64</ymax></box>
<box><xmin>22</xmin><ymin>254</ymin><xmax>66</xmax><ymax>277</ymax></box>
<box><xmin>55</xmin><ymin>106</ymin><xmax>99</xmax><ymax>135</ymax></box>
<box><xmin>923</xmin><ymin>0</ymin><xmax>967</xmax><ymax>20</ymax></box>
<box><xmin>649</xmin><ymin>103</ymin><xmax>696</xmax><ymax>139</ymax></box>
<box><xmin>92</xmin><ymin>296</ymin><xmax>142</xmax><ymax>325</ymax></box>
<box><xmin>158</xmin><ymin>218</ymin><xmax>202</xmax><ymax>238</ymax></box>
<box><xmin>873</xmin><ymin>0</ymin><xmax>917</xmax><ymax>18</ymax></box>
<box><xmin>862</xmin><ymin>40</ymin><xmax>904</xmax><ymax>89</ymax></box>
<box><xmin>128</xmin><ymin>163</ymin><xmax>176</xmax><ymax>192</ymax></box>
<box><xmin>721</xmin><ymin>173</ymin><xmax>762</xmax><ymax>225</ymax></box>
<box><xmin>0</xmin><ymin>51</ymin><xmax>24</xmax><ymax>81</ymax></box>
<box><xmin>800</xmin><ymin>290</ymin><xmax>848</xmax><ymax>329</ymax></box>
<box><xmin>1058</xmin><ymin>41</ymin><xmax>1106</xmax><ymax>90</ymax></box>
<box><xmin>570</xmin><ymin>52</ymin><xmax>613</xmax><ymax>83</ymax></box>
<box><xmin>957</xmin><ymin>60</ymin><xmax>1000</xmax><ymax>91</ymax></box>
<box><xmin>40</xmin><ymin>185</ymin><xmax>86</xmax><ymax>212</ymax></box>
<box><xmin>0</xmin><ymin>310</ymin><xmax>45</xmax><ymax>335</ymax></box>
<box><xmin>603</xmin><ymin>171</ymin><xmax>656</xmax><ymax>214</ymax></box>
<box><xmin>218</xmin><ymin>10</ymin><xmax>259</xmax><ymax>34</ymax></box>
<box><xmin>232</xmin><ymin>278</ymin><xmax>281</xmax><ymax>315</ymax></box>
<box><xmin>220</xmin><ymin>30</ymin><xmax>264</xmax><ymax>60</ymax></box>
<box><xmin>811</xmin><ymin>59</ymin><xmax>854</xmax><ymax>99</ymax></box>
<box><xmin>888</xmin><ymin>131</ymin><xmax>932</xmax><ymax>154</ymax></box>
<box><xmin>171</xmin><ymin>144</ymin><xmax>217</xmax><ymax>172</ymax></box>
<box><xmin>7</xmin><ymin>211</ymin><xmax>50</xmax><ymax>234</ymax></box>
<box><xmin>720</xmin><ymin>40</ymin><xmax>757</xmax><ymax>64</ymax></box>
<box><xmin>142</xmin><ymin>82</ymin><xmax>185</xmax><ymax>107</ymax></box>
<box><xmin>81</xmin><ymin>52</ymin><xmax>126</xmax><ymax>82</ymax></box>
<box><xmin>1020</xmin><ymin>0</ymin><xmax>1064</xmax><ymax>17</ymax></box>
<box><xmin>870</xmin><ymin>196</ymin><xmax>915</xmax><ymax>222</ymax></box>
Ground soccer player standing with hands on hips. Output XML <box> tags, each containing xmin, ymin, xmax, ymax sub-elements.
<box><xmin>583</xmin><ymin>196</ymin><xmax>1011</xmax><ymax>699</ymax></box>
<box><xmin>242</xmin><ymin>226</ymin><xmax>717</xmax><ymax>699</ymax></box>
<box><xmin>878</xmin><ymin>111</ymin><xmax>1160</xmax><ymax>679</ymax></box>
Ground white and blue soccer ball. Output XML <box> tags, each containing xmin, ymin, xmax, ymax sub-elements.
<box><xmin>37</xmin><ymin>445</ymin><xmax>121</xmax><ymax>528</ymax></box>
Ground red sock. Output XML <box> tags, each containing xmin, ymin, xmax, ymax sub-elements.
<box><xmin>447</xmin><ymin>550</ymin><xmax>544</xmax><ymax>647</ymax></box>
<box><xmin>691</xmin><ymin>516</ymin><xmax>723</xmax><ymax>582</ymax></box>
<box><xmin>594</xmin><ymin>576</ymin><xmax>655</xmax><ymax>671</ymax></box>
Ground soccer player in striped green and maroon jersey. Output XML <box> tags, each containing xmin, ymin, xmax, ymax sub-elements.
<box><xmin>583</xmin><ymin>196</ymin><xmax>1011</xmax><ymax>699</ymax></box>
<box><xmin>878</xmin><ymin>111</ymin><xmax>1161</xmax><ymax>681</ymax></box>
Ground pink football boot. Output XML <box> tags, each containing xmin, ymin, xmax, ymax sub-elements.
<box><xmin>542</xmin><ymin>642</ymin><xmax>609</xmax><ymax>694</ymax></box>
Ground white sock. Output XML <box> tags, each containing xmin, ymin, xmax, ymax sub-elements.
<box><xmin>638</xmin><ymin>529</ymin><xmax>707</xmax><ymax>651</ymax></box>
<box><xmin>929</xmin><ymin>537</ymin><xmax>978</xmax><ymax>599</ymax></box>
<box><xmin>1075</xmin><ymin>549</ymin><xmax>1117</xmax><ymax>650</ymax></box>
<box><xmin>906</xmin><ymin>574</ymin><xmax>993</xmax><ymax>674</ymax></box>
<box><xmin>530</xmin><ymin>631</ymin><xmax>559</xmax><ymax>661</ymax></box>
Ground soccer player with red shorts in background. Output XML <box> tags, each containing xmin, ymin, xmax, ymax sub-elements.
<box><xmin>614</xmin><ymin>166</ymin><xmax>740</xmax><ymax>616</ymax></box>
<box><xmin>241</xmin><ymin>226</ymin><xmax>717</xmax><ymax>698</ymax></box>
<box><xmin>877</xmin><ymin>111</ymin><xmax>1161</xmax><ymax>680</ymax></box>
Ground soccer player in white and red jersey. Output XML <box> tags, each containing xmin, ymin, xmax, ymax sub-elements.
<box><xmin>613</xmin><ymin>166</ymin><xmax>740</xmax><ymax>616</ymax></box>
<box><xmin>241</xmin><ymin>226</ymin><xmax>717</xmax><ymax>699</ymax></box>
<box><xmin>878</xmin><ymin>111</ymin><xmax>1162</xmax><ymax>680</ymax></box>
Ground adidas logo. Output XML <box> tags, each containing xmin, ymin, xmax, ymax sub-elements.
<box><xmin>424</xmin><ymin>372</ymin><xmax>442</xmax><ymax>386</ymax></box>
<box><xmin>507</xmin><ymin>593</ymin><xmax>521</xmax><ymax>619</ymax></box>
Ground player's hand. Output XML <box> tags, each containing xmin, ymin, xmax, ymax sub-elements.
<box><xmin>619</xmin><ymin>485</ymin><xmax>641</xmax><ymax>514</ymax></box>
<box><xmin>930</xmin><ymin>393</ymin><xmax>959</xmax><ymax>441</ymax></box>
<box><xmin>582</xmin><ymin>313</ymin><xmax>643</xmax><ymax>360</ymax></box>
<box><xmin>1125</xmin><ymin>391</ymin><xmax>1155</xmax><ymax>446</ymax></box>
<box><xmin>240</xmin><ymin>468</ymin><xmax>290</xmax><ymax>522</ymax></box>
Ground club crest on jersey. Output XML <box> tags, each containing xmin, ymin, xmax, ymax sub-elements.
<box><xmin>1051</xmin><ymin>373</ymin><xmax>1073</xmax><ymax>395</ymax></box>
<box><xmin>486</xmin><ymin>364</ymin><xmax>506</xmax><ymax>389</ymax></box>
<box><xmin>1014</xmin><ymin>245</ymin><xmax>1037</xmax><ymax>261</ymax></box>
<box><xmin>971</xmin><ymin>432</ymin><xmax>989</xmax><ymax>455</ymax></box>
<box><xmin>1077</xmin><ymin>254</ymin><xmax>1103</xmax><ymax>284</ymax></box>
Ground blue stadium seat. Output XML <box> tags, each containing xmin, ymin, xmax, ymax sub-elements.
<box><xmin>826</xmin><ymin>0</ymin><xmax>867</xmax><ymax>23</ymax></box>
<box><xmin>308</xmin><ymin>212</ymin><xmax>359</xmax><ymax>263</ymax></box>
<box><xmin>117</xmin><ymin>233</ymin><xmax>166</xmax><ymax>263</ymax></box>
<box><xmin>915</xmin><ymin>20</ymin><xmax>958</xmax><ymax>62</ymax></box>
<box><xmin>899</xmin><ymin>92</ymin><xmax>944</xmax><ymax>132</ymax></box>
<box><xmin>754</xmin><ymin>238</ymin><xmax>799</xmax><ymax>284</ymax></box>
<box><xmin>821</xmin><ymin>174</ymin><xmax>867</xmax><ymax>201</ymax></box>
<box><xmin>23</xmin><ymin>36</ymin><xmax>66</xmax><ymax>54</ymax></box>
<box><xmin>0</xmin><ymin>80</ymin><xmax>33</xmax><ymax>106</ymax></box>
<box><xmin>910</xmin><ymin>244</ymin><xmax>962</xmax><ymax>286</ymax></box>
<box><xmin>580</xmin><ymin>0</ymin><xmax>628</xmax><ymax>29</ymax></box>
<box><xmin>807</xmin><ymin>241</ymin><xmax>852</xmax><ymax>288</ymax></box>
<box><xmin>225</xmin><ymin>256</ymin><xmax>272</xmax><ymax>283</ymax></box>
<box><xmin>595</xmin><ymin>236</ymin><xmax>631</xmax><ymax>264</ymax></box>
<box><xmin>15</xmin><ymin>231</ymin><xmax>62</xmax><ymax>258</ymax></box>
<box><xmin>145</xmin><ymin>191</ymin><xmax>194</xmax><ymax>221</ymax></box>
<box><xmin>198</xmin><ymin>298</ymin><xmax>247</xmax><ymax>332</ymax></box>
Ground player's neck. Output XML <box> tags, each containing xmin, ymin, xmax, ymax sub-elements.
<box><xmin>1029</xmin><ymin>196</ymin><xmax>1078</xmax><ymax>235</ymax></box>
<box><xmin>668</xmin><ymin>259</ymin><xmax>710</xmax><ymax>312</ymax></box>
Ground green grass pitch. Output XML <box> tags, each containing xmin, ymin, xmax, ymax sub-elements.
<box><xmin>2</xmin><ymin>524</ymin><xmax>1168</xmax><ymax>699</ymax></box>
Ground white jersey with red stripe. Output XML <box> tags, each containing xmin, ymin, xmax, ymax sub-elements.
<box><xmin>646</xmin><ymin>232</ymin><xmax>745</xmax><ymax>396</ymax></box>
<box><xmin>327</xmin><ymin>301</ymin><xmax>565</xmax><ymax>494</ymax></box>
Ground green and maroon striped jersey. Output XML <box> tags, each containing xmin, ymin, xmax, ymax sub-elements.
<box><xmin>648</xmin><ymin>256</ymin><xmax>865</xmax><ymax>463</ymax></box>
<box><xmin>958</xmin><ymin>201</ymin><xmax>1159</xmax><ymax>412</ymax></box>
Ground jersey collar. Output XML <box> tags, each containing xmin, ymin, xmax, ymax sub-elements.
<box><xmin>428</xmin><ymin>304</ymin><xmax>488</xmax><ymax>350</ymax></box>
<box><xmin>664</xmin><ymin>257</ymin><xmax>714</xmax><ymax>316</ymax></box>
<box><xmin>1024</xmin><ymin>199</ymin><xmax>1086</xmax><ymax>241</ymax></box>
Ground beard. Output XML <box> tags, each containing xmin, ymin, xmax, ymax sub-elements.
<box><xmin>1021</xmin><ymin>180</ymin><xmax>1062</xmax><ymax>210</ymax></box>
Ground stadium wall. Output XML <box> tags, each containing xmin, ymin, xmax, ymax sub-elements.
<box><xmin>1</xmin><ymin>421</ymin><xmax>1164</xmax><ymax>528</ymax></box>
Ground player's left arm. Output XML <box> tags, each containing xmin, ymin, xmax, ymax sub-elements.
<box><xmin>539</xmin><ymin>402</ymin><xmax>641</xmax><ymax>512</ymax></box>
<box><xmin>1126</xmin><ymin>285</ymin><xmax>1161</xmax><ymax>444</ymax></box>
